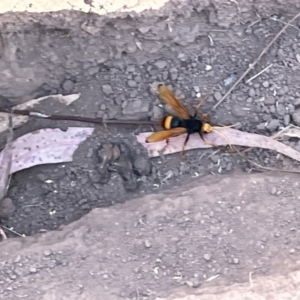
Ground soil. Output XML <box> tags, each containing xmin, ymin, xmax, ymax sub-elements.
<box><xmin>1</xmin><ymin>0</ymin><xmax>300</xmax><ymax>298</ymax></box>
<box><xmin>1</xmin><ymin>172</ymin><xmax>300</xmax><ymax>299</ymax></box>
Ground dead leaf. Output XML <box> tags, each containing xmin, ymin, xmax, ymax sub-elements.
<box><xmin>0</xmin><ymin>127</ymin><xmax>94</xmax><ymax>175</ymax></box>
<box><xmin>136</xmin><ymin>128</ymin><xmax>300</xmax><ymax>163</ymax></box>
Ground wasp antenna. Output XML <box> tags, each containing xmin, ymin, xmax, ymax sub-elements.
<box><xmin>211</xmin><ymin>128</ymin><xmax>234</xmax><ymax>151</ymax></box>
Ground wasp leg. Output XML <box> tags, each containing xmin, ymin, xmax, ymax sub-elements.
<box><xmin>193</xmin><ymin>95</ymin><xmax>209</xmax><ymax>117</ymax></box>
<box><xmin>199</xmin><ymin>130</ymin><xmax>217</xmax><ymax>148</ymax></box>
<box><xmin>181</xmin><ymin>134</ymin><xmax>191</xmax><ymax>155</ymax></box>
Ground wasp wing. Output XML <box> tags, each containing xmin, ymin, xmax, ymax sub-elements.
<box><xmin>157</xmin><ymin>85</ymin><xmax>191</xmax><ymax>119</ymax></box>
<box><xmin>146</xmin><ymin>127</ymin><xmax>187</xmax><ymax>143</ymax></box>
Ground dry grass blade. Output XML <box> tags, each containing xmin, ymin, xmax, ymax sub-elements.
<box><xmin>137</xmin><ymin>128</ymin><xmax>300</xmax><ymax>164</ymax></box>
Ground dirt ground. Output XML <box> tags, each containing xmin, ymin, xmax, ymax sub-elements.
<box><xmin>2</xmin><ymin>172</ymin><xmax>300</xmax><ymax>299</ymax></box>
<box><xmin>1</xmin><ymin>0</ymin><xmax>300</xmax><ymax>298</ymax></box>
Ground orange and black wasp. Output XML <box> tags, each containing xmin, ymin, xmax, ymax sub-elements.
<box><xmin>146</xmin><ymin>84</ymin><xmax>214</xmax><ymax>153</ymax></box>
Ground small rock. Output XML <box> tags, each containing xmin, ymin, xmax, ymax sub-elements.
<box><xmin>169</xmin><ymin>67</ymin><xmax>178</xmax><ymax>80</ymax></box>
<box><xmin>14</xmin><ymin>255</ymin><xmax>21</xmax><ymax>263</ymax></box>
<box><xmin>276</xmin><ymin>104</ymin><xmax>286</xmax><ymax>116</ymax></box>
<box><xmin>205</xmin><ymin>65</ymin><xmax>212</xmax><ymax>71</ymax></box>
<box><xmin>186</xmin><ymin>278</ymin><xmax>200</xmax><ymax>288</ymax></box>
<box><xmin>256</xmin><ymin>122</ymin><xmax>266</xmax><ymax>130</ymax></box>
<box><xmin>262</xmin><ymin>81</ymin><xmax>270</xmax><ymax>88</ymax></box>
<box><xmin>44</xmin><ymin>250</ymin><xmax>52</xmax><ymax>256</ymax></box>
<box><xmin>29</xmin><ymin>267</ymin><xmax>37</xmax><ymax>274</ymax></box>
<box><xmin>266</xmin><ymin>119</ymin><xmax>279</xmax><ymax>132</ymax></box>
<box><xmin>62</xmin><ymin>79</ymin><xmax>75</xmax><ymax>93</ymax></box>
<box><xmin>102</xmin><ymin>84</ymin><xmax>113</xmax><ymax>95</ymax></box>
<box><xmin>264</xmin><ymin>96</ymin><xmax>276</xmax><ymax>105</ymax></box>
<box><xmin>210</xmin><ymin>155</ymin><xmax>219</xmax><ymax>163</ymax></box>
<box><xmin>127</xmin><ymin>80</ymin><xmax>137</xmax><ymax>87</ymax></box>
<box><xmin>249</xmin><ymin>88</ymin><xmax>255</xmax><ymax>97</ymax></box>
<box><xmin>289</xmin><ymin>248</ymin><xmax>296</xmax><ymax>254</ymax></box>
<box><xmin>210</xmin><ymin>226</ymin><xmax>220</xmax><ymax>236</ymax></box>
<box><xmin>126</xmin><ymin>65</ymin><xmax>135</xmax><ymax>73</ymax></box>
<box><xmin>203</xmin><ymin>253</ymin><xmax>211</xmax><ymax>261</ymax></box>
<box><xmin>223</xmin><ymin>73</ymin><xmax>237</xmax><ymax>86</ymax></box>
<box><xmin>292</xmin><ymin>109</ymin><xmax>300</xmax><ymax>126</ymax></box>
<box><xmin>154</xmin><ymin>60</ymin><xmax>167</xmax><ymax>69</ymax></box>
<box><xmin>284</xmin><ymin>114</ymin><xmax>290</xmax><ymax>126</ymax></box>
<box><xmin>144</xmin><ymin>240</ymin><xmax>151</xmax><ymax>248</ymax></box>
<box><xmin>193</xmin><ymin>86</ymin><xmax>200</xmax><ymax>93</ymax></box>
<box><xmin>232</xmin><ymin>105</ymin><xmax>248</xmax><ymax>117</ymax></box>
<box><xmin>233</xmin><ymin>257</ymin><xmax>239</xmax><ymax>264</ymax></box>
<box><xmin>87</xmin><ymin>66</ymin><xmax>99</xmax><ymax>76</ymax></box>
<box><xmin>133</xmin><ymin>156</ymin><xmax>152</xmax><ymax>176</ymax></box>
<box><xmin>270</xmin><ymin>187</ymin><xmax>277</xmax><ymax>195</ymax></box>
<box><xmin>0</xmin><ymin>197</ymin><xmax>16</xmax><ymax>219</ymax></box>
<box><xmin>186</xmin><ymin>281</ymin><xmax>194</xmax><ymax>288</ymax></box>
<box><xmin>214</xmin><ymin>91</ymin><xmax>222</xmax><ymax>101</ymax></box>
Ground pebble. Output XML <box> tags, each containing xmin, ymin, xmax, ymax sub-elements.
<box><xmin>256</xmin><ymin>122</ymin><xmax>266</xmax><ymax>130</ymax></box>
<box><xmin>284</xmin><ymin>114</ymin><xmax>290</xmax><ymax>126</ymax></box>
<box><xmin>276</xmin><ymin>104</ymin><xmax>286</xmax><ymax>116</ymax></box>
<box><xmin>264</xmin><ymin>96</ymin><xmax>275</xmax><ymax>105</ymax></box>
<box><xmin>214</xmin><ymin>91</ymin><xmax>222</xmax><ymax>101</ymax></box>
<box><xmin>270</xmin><ymin>187</ymin><xmax>277</xmax><ymax>195</ymax></box>
<box><xmin>127</xmin><ymin>80</ymin><xmax>137</xmax><ymax>87</ymax></box>
<box><xmin>154</xmin><ymin>60</ymin><xmax>167</xmax><ymax>69</ymax></box>
<box><xmin>210</xmin><ymin>226</ymin><xmax>220</xmax><ymax>236</ymax></box>
<box><xmin>87</xmin><ymin>66</ymin><xmax>99</xmax><ymax>76</ymax></box>
<box><xmin>14</xmin><ymin>255</ymin><xmax>21</xmax><ymax>263</ymax></box>
<box><xmin>29</xmin><ymin>267</ymin><xmax>37</xmax><ymax>274</ymax></box>
<box><xmin>102</xmin><ymin>84</ymin><xmax>113</xmax><ymax>95</ymax></box>
<box><xmin>233</xmin><ymin>257</ymin><xmax>239</xmax><ymax>264</ymax></box>
<box><xmin>210</xmin><ymin>155</ymin><xmax>220</xmax><ymax>164</ymax></box>
<box><xmin>292</xmin><ymin>109</ymin><xmax>300</xmax><ymax>126</ymax></box>
<box><xmin>144</xmin><ymin>240</ymin><xmax>151</xmax><ymax>248</ymax></box>
<box><xmin>289</xmin><ymin>248</ymin><xmax>296</xmax><ymax>254</ymax></box>
<box><xmin>193</xmin><ymin>86</ymin><xmax>200</xmax><ymax>93</ymax></box>
<box><xmin>266</xmin><ymin>119</ymin><xmax>279</xmax><ymax>132</ymax></box>
<box><xmin>186</xmin><ymin>278</ymin><xmax>201</xmax><ymax>288</ymax></box>
<box><xmin>169</xmin><ymin>67</ymin><xmax>178</xmax><ymax>80</ymax></box>
<box><xmin>249</xmin><ymin>88</ymin><xmax>255</xmax><ymax>97</ymax></box>
<box><xmin>126</xmin><ymin>65</ymin><xmax>135</xmax><ymax>73</ymax></box>
<box><xmin>0</xmin><ymin>197</ymin><xmax>16</xmax><ymax>219</ymax></box>
<box><xmin>262</xmin><ymin>81</ymin><xmax>270</xmax><ymax>88</ymax></box>
<box><xmin>44</xmin><ymin>250</ymin><xmax>52</xmax><ymax>256</ymax></box>
<box><xmin>203</xmin><ymin>253</ymin><xmax>211</xmax><ymax>261</ymax></box>
<box><xmin>133</xmin><ymin>156</ymin><xmax>152</xmax><ymax>176</ymax></box>
<box><xmin>62</xmin><ymin>79</ymin><xmax>75</xmax><ymax>93</ymax></box>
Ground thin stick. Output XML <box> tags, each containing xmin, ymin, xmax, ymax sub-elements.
<box><xmin>1</xmin><ymin>225</ymin><xmax>24</xmax><ymax>237</ymax></box>
<box><xmin>213</xmin><ymin>11</ymin><xmax>300</xmax><ymax>110</ymax></box>
<box><xmin>245</xmin><ymin>63</ymin><xmax>273</xmax><ymax>84</ymax></box>
<box><xmin>0</xmin><ymin>107</ymin><xmax>158</xmax><ymax>126</ymax></box>
<box><xmin>0</xmin><ymin>226</ymin><xmax>7</xmax><ymax>240</ymax></box>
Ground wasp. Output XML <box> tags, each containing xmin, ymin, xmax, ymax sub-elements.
<box><xmin>146</xmin><ymin>84</ymin><xmax>214</xmax><ymax>153</ymax></box>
